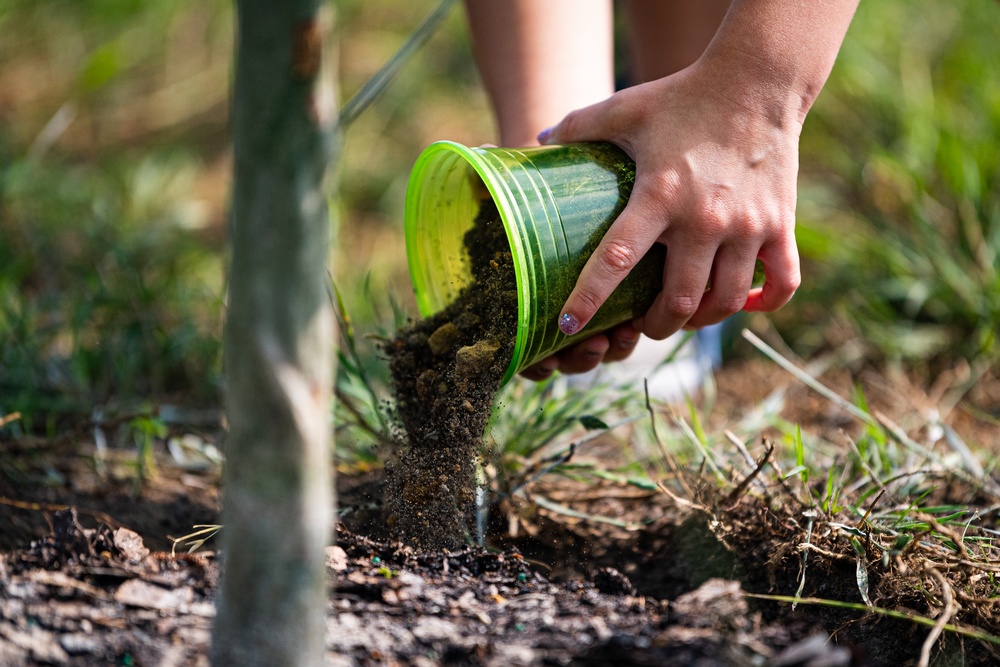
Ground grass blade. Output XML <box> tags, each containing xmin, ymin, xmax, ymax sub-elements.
<box><xmin>337</xmin><ymin>0</ymin><xmax>459</xmax><ymax>129</ymax></box>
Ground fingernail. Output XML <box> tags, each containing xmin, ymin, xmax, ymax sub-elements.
<box><xmin>617</xmin><ymin>335</ymin><xmax>637</xmax><ymax>349</ymax></box>
<box><xmin>559</xmin><ymin>313</ymin><xmax>582</xmax><ymax>336</ymax></box>
<box><xmin>536</xmin><ymin>127</ymin><xmax>554</xmax><ymax>145</ymax></box>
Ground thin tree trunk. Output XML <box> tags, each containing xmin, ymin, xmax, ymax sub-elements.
<box><xmin>212</xmin><ymin>1</ymin><xmax>337</xmax><ymax>665</ymax></box>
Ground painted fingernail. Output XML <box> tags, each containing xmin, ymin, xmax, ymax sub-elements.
<box><xmin>536</xmin><ymin>127</ymin><xmax>554</xmax><ymax>144</ymax></box>
<box><xmin>559</xmin><ymin>313</ymin><xmax>581</xmax><ymax>336</ymax></box>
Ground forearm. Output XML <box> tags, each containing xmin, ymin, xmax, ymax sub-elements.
<box><xmin>701</xmin><ymin>0</ymin><xmax>859</xmax><ymax>132</ymax></box>
<box><xmin>463</xmin><ymin>0</ymin><xmax>614</xmax><ymax>146</ymax></box>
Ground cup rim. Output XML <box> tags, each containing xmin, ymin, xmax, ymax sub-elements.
<box><xmin>404</xmin><ymin>140</ymin><xmax>531</xmax><ymax>384</ymax></box>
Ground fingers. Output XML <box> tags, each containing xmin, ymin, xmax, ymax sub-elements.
<box><xmin>684</xmin><ymin>245</ymin><xmax>758</xmax><ymax>329</ymax></box>
<box><xmin>636</xmin><ymin>234</ymin><xmax>715</xmax><ymax>340</ymax></box>
<box><xmin>519</xmin><ymin>329</ymin><xmax>638</xmax><ymax>382</ymax></box>
<box><xmin>556</xmin><ymin>334</ymin><xmax>610</xmax><ymax>374</ymax></box>
<box><xmin>519</xmin><ymin>355</ymin><xmax>559</xmax><ymax>382</ymax></box>
<box><xmin>743</xmin><ymin>236</ymin><xmax>800</xmax><ymax>313</ymax></box>
<box><xmin>537</xmin><ymin>91</ymin><xmax>629</xmax><ymax>147</ymax></box>
<box><xmin>601</xmin><ymin>323</ymin><xmax>640</xmax><ymax>363</ymax></box>
<box><xmin>558</xmin><ymin>200</ymin><xmax>664</xmax><ymax>336</ymax></box>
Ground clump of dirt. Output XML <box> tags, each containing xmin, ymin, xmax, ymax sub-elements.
<box><xmin>385</xmin><ymin>197</ymin><xmax>518</xmax><ymax>550</ymax></box>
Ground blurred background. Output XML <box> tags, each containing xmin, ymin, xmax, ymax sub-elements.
<box><xmin>1</xmin><ymin>0</ymin><xmax>998</xmax><ymax>435</ymax></box>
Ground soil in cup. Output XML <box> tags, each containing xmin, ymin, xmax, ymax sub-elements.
<box><xmin>385</xmin><ymin>197</ymin><xmax>518</xmax><ymax>550</ymax></box>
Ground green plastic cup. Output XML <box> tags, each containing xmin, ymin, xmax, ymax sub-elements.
<box><xmin>404</xmin><ymin>141</ymin><xmax>666</xmax><ymax>385</ymax></box>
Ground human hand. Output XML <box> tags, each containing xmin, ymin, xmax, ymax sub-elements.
<box><xmin>540</xmin><ymin>57</ymin><xmax>804</xmax><ymax>342</ymax></box>
<box><xmin>519</xmin><ymin>323</ymin><xmax>640</xmax><ymax>381</ymax></box>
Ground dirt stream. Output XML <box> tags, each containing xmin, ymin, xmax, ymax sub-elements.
<box><xmin>385</xmin><ymin>197</ymin><xmax>517</xmax><ymax>551</ymax></box>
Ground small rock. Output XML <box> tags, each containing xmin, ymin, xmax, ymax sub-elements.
<box><xmin>454</xmin><ymin>339</ymin><xmax>500</xmax><ymax>378</ymax></box>
<box><xmin>411</xmin><ymin>616</ymin><xmax>461</xmax><ymax>642</ymax></box>
<box><xmin>592</xmin><ymin>567</ymin><xmax>636</xmax><ymax>596</ymax></box>
<box><xmin>772</xmin><ymin>634</ymin><xmax>853</xmax><ymax>667</ymax></box>
<box><xmin>60</xmin><ymin>633</ymin><xmax>102</xmax><ymax>656</ymax></box>
<box><xmin>0</xmin><ymin>623</ymin><xmax>70</xmax><ymax>665</ymax></box>
<box><xmin>427</xmin><ymin>322</ymin><xmax>460</xmax><ymax>356</ymax></box>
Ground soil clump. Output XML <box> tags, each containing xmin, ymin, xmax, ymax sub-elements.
<box><xmin>385</xmin><ymin>197</ymin><xmax>518</xmax><ymax>550</ymax></box>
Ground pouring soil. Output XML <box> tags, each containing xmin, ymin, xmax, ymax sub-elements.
<box><xmin>385</xmin><ymin>197</ymin><xmax>517</xmax><ymax>549</ymax></box>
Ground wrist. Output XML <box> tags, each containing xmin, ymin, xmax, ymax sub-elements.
<box><xmin>696</xmin><ymin>0</ymin><xmax>858</xmax><ymax>131</ymax></box>
<box><xmin>696</xmin><ymin>44</ymin><xmax>816</xmax><ymax>134</ymax></box>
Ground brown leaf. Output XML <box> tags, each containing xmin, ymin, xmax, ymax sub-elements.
<box><xmin>113</xmin><ymin>527</ymin><xmax>149</xmax><ymax>562</ymax></box>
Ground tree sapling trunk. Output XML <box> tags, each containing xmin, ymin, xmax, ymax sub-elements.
<box><xmin>212</xmin><ymin>2</ymin><xmax>337</xmax><ymax>665</ymax></box>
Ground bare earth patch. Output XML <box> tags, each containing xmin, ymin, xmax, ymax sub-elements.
<box><xmin>2</xmin><ymin>361</ymin><xmax>999</xmax><ymax>666</ymax></box>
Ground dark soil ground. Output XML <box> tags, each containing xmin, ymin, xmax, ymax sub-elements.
<box><xmin>2</xmin><ymin>359</ymin><xmax>999</xmax><ymax>666</ymax></box>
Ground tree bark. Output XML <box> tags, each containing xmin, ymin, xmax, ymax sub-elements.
<box><xmin>212</xmin><ymin>1</ymin><xmax>337</xmax><ymax>665</ymax></box>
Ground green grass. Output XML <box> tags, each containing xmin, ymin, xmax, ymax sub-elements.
<box><xmin>792</xmin><ymin>0</ymin><xmax>1000</xmax><ymax>363</ymax></box>
<box><xmin>0</xmin><ymin>153</ymin><xmax>224</xmax><ymax>430</ymax></box>
<box><xmin>3</xmin><ymin>0</ymin><xmax>996</xmax><ymax>430</ymax></box>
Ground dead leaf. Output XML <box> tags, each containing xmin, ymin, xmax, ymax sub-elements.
<box><xmin>326</xmin><ymin>545</ymin><xmax>348</xmax><ymax>571</ymax></box>
<box><xmin>113</xmin><ymin>527</ymin><xmax>150</xmax><ymax>562</ymax></box>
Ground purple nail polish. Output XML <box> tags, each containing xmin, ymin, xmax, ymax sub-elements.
<box><xmin>536</xmin><ymin>127</ymin><xmax>553</xmax><ymax>144</ymax></box>
<box><xmin>559</xmin><ymin>313</ymin><xmax>581</xmax><ymax>336</ymax></box>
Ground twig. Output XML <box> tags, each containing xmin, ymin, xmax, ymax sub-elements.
<box><xmin>645</xmin><ymin>379</ymin><xmax>693</xmax><ymax>497</ymax></box>
<box><xmin>912</xmin><ymin>512</ymin><xmax>970</xmax><ymax>560</ymax></box>
<box><xmin>745</xmin><ymin>593</ymin><xmax>999</xmax><ymax>646</ymax></box>
<box><xmin>798</xmin><ymin>541</ymin><xmax>854</xmax><ymax>562</ymax></box>
<box><xmin>725</xmin><ymin>430</ymin><xmax>758</xmax><ymax>468</ymax></box>
<box><xmin>725</xmin><ymin>441</ymin><xmax>773</xmax><ymax>508</ymax></box>
<box><xmin>656</xmin><ymin>481</ymin><xmax>700</xmax><ymax>510</ymax></box>
<box><xmin>513</xmin><ymin>443</ymin><xmax>576</xmax><ymax>493</ymax></box>
<box><xmin>0</xmin><ymin>496</ymin><xmax>126</xmax><ymax>530</ymax></box>
<box><xmin>519</xmin><ymin>492</ymin><xmax>644</xmax><ymax>530</ymax></box>
<box><xmin>0</xmin><ymin>412</ymin><xmax>21</xmax><ymax>428</ymax></box>
<box><xmin>919</xmin><ymin>564</ymin><xmax>958</xmax><ymax>667</ymax></box>
<box><xmin>742</xmin><ymin>329</ymin><xmax>876</xmax><ymax>426</ymax></box>
<box><xmin>856</xmin><ymin>488</ymin><xmax>887</xmax><ymax>530</ymax></box>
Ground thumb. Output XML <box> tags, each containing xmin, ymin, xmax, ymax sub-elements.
<box><xmin>537</xmin><ymin>95</ymin><xmax>624</xmax><ymax>146</ymax></box>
